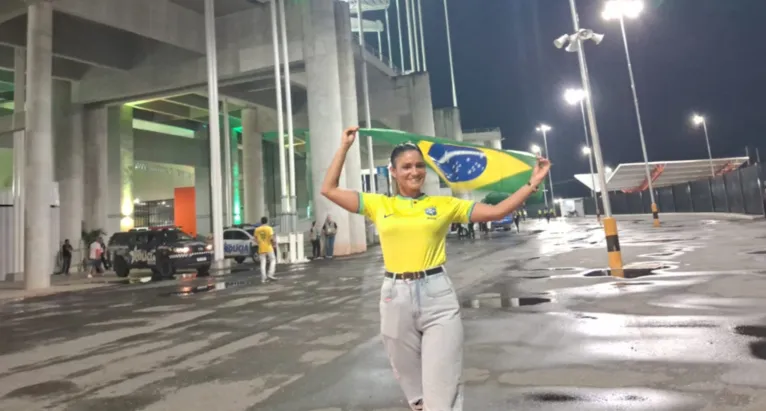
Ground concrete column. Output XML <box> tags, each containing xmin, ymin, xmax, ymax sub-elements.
<box><xmin>24</xmin><ymin>1</ymin><xmax>54</xmax><ymax>289</ymax></box>
<box><xmin>242</xmin><ymin>107</ymin><xmax>266</xmax><ymax>222</ymax></box>
<box><xmin>193</xmin><ymin>127</ymin><xmax>212</xmax><ymax>235</ymax></box>
<box><xmin>433</xmin><ymin>107</ymin><xmax>463</xmax><ymax>141</ymax></box>
<box><xmin>303</xmin><ymin>0</ymin><xmax>351</xmax><ymax>255</ymax></box>
<box><xmin>83</xmin><ymin>106</ymin><xmax>108</xmax><ymax>234</ymax></box>
<box><xmin>55</xmin><ymin>81</ymin><xmax>84</xmax><ymax>262</ymax></box>
<box><xmin>106</xmin><ymin>105</ymin><xmax>134</xmax><ymax>235</ymax></box>
<box><xmin>408</xmin><ymin>72</ymin><xmax>441</xmax><ymax>195</ymax></box>
<box><xmin>195</xmin><ymin>166</ymin><xmax>211</xmax><ymax>236</ymax></box>
<box><xmin>11</xmin><ymin>48</ymin><xmax>25</xmax><ymax>278</ymax></box>
<box><xmin>334</xmin><ymin>0</ymin><xmax>366</xmax><ymax>254</ymax></box>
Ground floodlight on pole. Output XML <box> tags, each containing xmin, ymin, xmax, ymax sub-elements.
<box><xmin>557</xmin><ymin>0</ymin><xmax>623</xmax><ymax>276</ymax></box>
<box><xmin>691</xmin><ymin>113</ymin><xmax>715</xmax><ymax>177</ymax></box>
<box><xmin>605</xmin><ymin>166</ymin><xmax>613</xmax><ymax>175</ymax></box>
<box><xmin>603</xmin><ymin>0</ymin><xmax>658</xmax><ymax>227</ymax></box>
<box><xmin>602</xmin><ymin>0</ymin><xmax>644</xmax><ymax>20</ymax></box>
<box><xmin>582</xmin><ymin>146</ymin><xmax>591</xmax><ymax>155</ymax></box>
<box><xmin>564</xmin><ymin>88</ymin><xmax>586</xmax><ymax>106</ymax></box>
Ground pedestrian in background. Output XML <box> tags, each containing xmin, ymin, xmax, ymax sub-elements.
<box><xmin>323</xmin><ymin>215</ymin><xmax>338</xmax><ymax>259</ymax></box>
<box><xmin>60</xmin><ymin>239</ymin><xmax>73</xmax><ymax>275</ymax></box>
<box><xmin>88</xmin><ymin>237</ymin><xmax>104</xmax><ymax>279</ymax></box>
<box><xmin>309</xmin><ymin>221</ymin><xmax>321</xmax><ymax>259</ymax></box>
<box><xmin>255</xmin><ymin>216</ymin><xmax>277</xmax><ymax>282</ymax></box>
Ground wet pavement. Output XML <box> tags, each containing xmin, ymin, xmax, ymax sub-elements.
<box><xmin>3</xmin><ymin>215</ymin><xmax>766</xmax><ymax>410</ymax></box>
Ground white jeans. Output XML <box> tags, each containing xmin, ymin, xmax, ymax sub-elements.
<box><xmin>259</xmin><ymin>251</ymin><xmax>276</xmax><ymax>279</ymax></box>
<box><xmin>380</xmin><ymin>271</ymin><xmax>463</xmax><ymax>411</ymax></box>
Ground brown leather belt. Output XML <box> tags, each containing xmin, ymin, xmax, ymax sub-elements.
<box><xmin>384</xmin><ymin>266</ymin><xmax>443</xmax><ymax>280</ymax></box>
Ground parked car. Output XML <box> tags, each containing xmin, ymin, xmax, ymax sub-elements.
<box><xmin>492</xmin><ymin>214</ymin><xmax>513</xmax><ymax>231</ymax></box>
<box><xmin>223</xmin><ymin>225</ymin><xmax>260</xmax><ymax>264</ymax></box>
<box><xmin>108</xmin><ymin>228</ymin><xmax>213</xmax><ymax>280</ymax></box>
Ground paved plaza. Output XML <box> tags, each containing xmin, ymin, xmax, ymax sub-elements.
<box><xmin>2</xmin><ymin>214</ymin><xmax>766</xmax><ymax>410</ymax></box>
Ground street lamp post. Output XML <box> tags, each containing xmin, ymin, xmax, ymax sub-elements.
<box><xmin>603</xmin><ymin>0</ymin><xmax>659</xmax><ymax>227</ymax></box>
<box><xmin>530</xmin><ymin>144</ymin><xmax>548</xmax><ymax>208</ymax></box>
<box><xmin>692</xmin><ymin>114</ymin><xmax>715</xmax><ymax>177</ymax></box>
<box><xmin>566</xmin><ymin>88</ymin><xmax>600</xmax><ymax>217</ymax></box>
<box><xmin>535</xmin><ymin>124</ymin><xmax>555</xmax><ymax>212</ymax></box>
<box><xmin>555</xmin><ymin>0</ymin><xmax>624</xmax><ymax>277</ymax></box>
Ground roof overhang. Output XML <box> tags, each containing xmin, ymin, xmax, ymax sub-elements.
<box><xmin>575</xmin><ymin>157</ymin><xmax>749</xmax><ymax>193</ymax></box>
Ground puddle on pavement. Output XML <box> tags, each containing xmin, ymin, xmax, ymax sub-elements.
<box><xmin>735</xmin><ymin>325</ymin><xmax>766</xmax><ymax>338</ymax></box>
<box><xmin>6</xmin><ymin>380</ymin><xmax>78</xmax><ymax>398</ymax></box>
<box><xmin>525</xmin><ymin>391</ymin><xmax>650</xmax><ymax>405</ymax></box>
<box><xmin>734</xmin><ymin>325</ymin><xmax>766</xmax><ymax>360</ymax></box>
<box><xmin>531</xmin><ymin>267</ymin><xmax>582</xmax><ymax>272</ymax></box>
<box><xmin>526</xmin><ymin>392</ymin><xmax>581</xmax><ymax>402</ymax></box>
<box><xmin>164</xmin><ymin>278</ymin><xmax>260</xmax><ymax>297</ymax></box>
<box><xmin>461</xmin><ymin>295</ymin><xmax>552</xmax><ymax>309</ymax></box>
<box><xmin>583</xmin><ymin>266</ymin><xmax>669</xmax><ymax>279</ymax></box>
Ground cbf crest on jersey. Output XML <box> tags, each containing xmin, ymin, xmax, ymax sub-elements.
<box><xmin>425</xmin><ymin>207</ymin><xmax>437</xmax><ymax>217</ymax></box>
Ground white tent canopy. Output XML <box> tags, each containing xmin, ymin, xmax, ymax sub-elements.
<box><xmin>575</xmin><ymin>157</ymin><xmax>749</xmax><ymax>193</ymax></box>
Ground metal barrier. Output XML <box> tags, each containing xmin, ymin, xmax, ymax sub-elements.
<box><xmin>583</xmin><ymin>164</ymin><xmax>766</xmax><ymax>217</ymax></box>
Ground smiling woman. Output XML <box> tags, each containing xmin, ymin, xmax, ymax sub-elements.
<box><xmin>320</xmin><ymin>125</ymin><xmax>551</xmax><ymax>411</ymax></box>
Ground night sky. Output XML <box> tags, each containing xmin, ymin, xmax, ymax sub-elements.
<box><xmin>381</xmin><ymin>0</ymin><xmax>765</xmax><ymax>197</ymax></box>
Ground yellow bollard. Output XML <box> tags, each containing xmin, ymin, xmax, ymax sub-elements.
<box><xmin>603</xmin><ymin>217</ymin><xmax>624</xmax><ymax>278</ymax></box>
<box><xmin>651</xmin><ymin>203</ymin><xmax>660</xmax><ymax>227</ymax></box>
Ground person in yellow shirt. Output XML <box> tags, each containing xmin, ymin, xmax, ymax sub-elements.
<box><xmin>254</xmin><ymin>217</ymin><xmax>277</xmax><ymax>282</ymax></box>
<box><xmin>321</xmin><ymin>126</ymin><xmax>551</xmax><ymax>411</ymax></box>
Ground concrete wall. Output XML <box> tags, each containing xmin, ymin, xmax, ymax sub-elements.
<box><xmin>133</xmin><ymin>161</ymin><xmax>195</xmax><ymax>201</ymax></box>
<box><xmin>133</xmin><ymin>129</ymin><xmax>209</xmax><ymax>168</ymax></box>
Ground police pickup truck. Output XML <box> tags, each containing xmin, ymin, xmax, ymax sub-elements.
<box><xmin>108</xmin><ymin>228</ymin><xmax>213</xmax><ymax>279</ymax></box>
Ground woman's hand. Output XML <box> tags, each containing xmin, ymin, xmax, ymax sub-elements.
<box><xmin>530</xmin><ymin>155</ymin><xmax>551</xmax><ymax>186</ymax></box>
<box><xmin>341</xmin><ymin>126</ymin><xmax>359</xmax><ymax>148</ymax></box>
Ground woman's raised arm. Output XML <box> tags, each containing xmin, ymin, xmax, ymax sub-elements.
<box><xmin>320</xmin><ymin>126</ymin><xmax>362</xmax><ymax>214</ymax></box>
<box><xmin>470</xmin><ymin>156</ymin><xmax>551</xmax><ymax>222</ymax></box>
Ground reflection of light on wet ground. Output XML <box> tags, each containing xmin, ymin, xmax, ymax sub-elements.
<box><xmin>461</xmin><ymin>295</ymin><xmax>554</xmax><ymax>309</ymax></box>
<box><xmin>569</xmin><ymin>313</ymin><xmax>747</xmax><ymax>363</ymax></box>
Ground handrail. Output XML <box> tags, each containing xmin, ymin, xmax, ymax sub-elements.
<box><xmin>463</xmin><ymin>127</ymin><xmax>502</xmax><ymax>134</ymax></box>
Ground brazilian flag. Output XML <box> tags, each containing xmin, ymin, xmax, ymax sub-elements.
<box><xmin>360</xmin><ymin>128</ymin><xmax>544</xmax><ymax>202</ymax></box>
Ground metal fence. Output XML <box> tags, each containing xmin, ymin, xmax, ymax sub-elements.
<box><xmin>583</xmin><ymin>164</ymin><xmax>766</xmax><ymax>217</ymax></box>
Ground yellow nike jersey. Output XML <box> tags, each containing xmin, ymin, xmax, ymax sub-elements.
<box><xmin>357</xmin><ymin>193</ymin><xmax>474</xmax><ymax>273</ymax></box>
<box><xmin>254</xmin><ymin>225</ymin><xmax>274</xmax><ymax>254</ymax></box>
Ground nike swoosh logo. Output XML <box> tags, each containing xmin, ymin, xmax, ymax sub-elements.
<box><xmin>384</xmin><ymin>214</ymin><xmax>394</xmax><ymax>218</ymax></box>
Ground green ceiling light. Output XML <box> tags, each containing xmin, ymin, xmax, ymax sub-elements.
<box><xmin>132</xmin><ymin>119</ymin><xmax>195</xmax><ymax>138</ymax></box>
<box><xmin>232</xmin><ymin>129</ymin><xmax>242</xmax><ymax>224</ymax></box>
<box><xmin>125</xmin><ymin>98</ymin><xmax>158</xmax><ymax>107</ymax></box>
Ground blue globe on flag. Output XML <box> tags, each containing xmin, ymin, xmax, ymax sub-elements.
<box><xmin>426</xmin><ymin>144</ymin><xmax>488</xmax><ymax>183</ymax></box>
